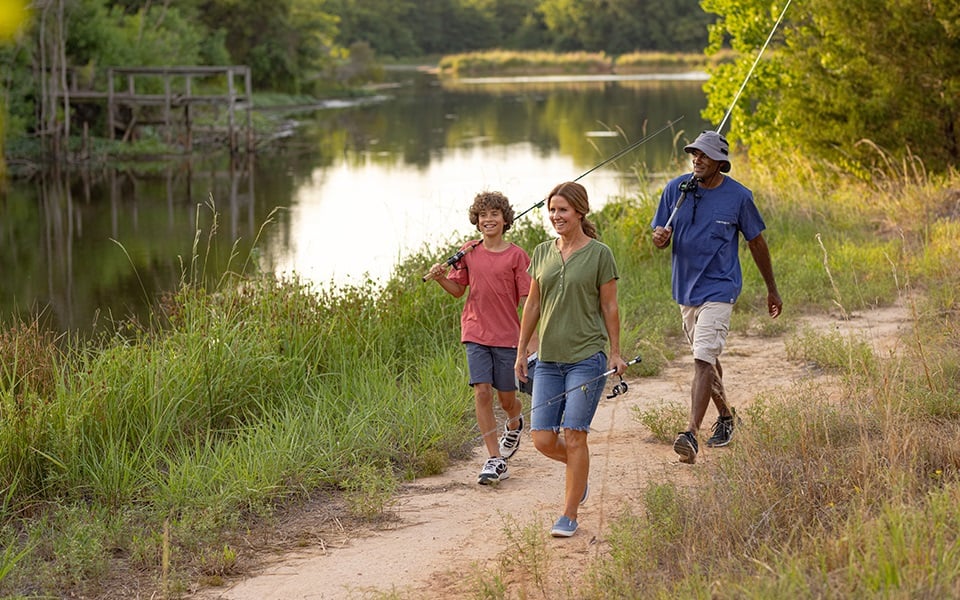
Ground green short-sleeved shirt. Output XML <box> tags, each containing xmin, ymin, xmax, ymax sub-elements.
<box><xmin>529</xmin><ymin>238</ymin><xmax>619</xmax><ymax>364</ymax></box>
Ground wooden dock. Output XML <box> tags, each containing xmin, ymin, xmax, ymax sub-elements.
<box><xmin>58</xmin><ymin>65</ymin><xmax>254</xmax><ymax>154</ymax></box>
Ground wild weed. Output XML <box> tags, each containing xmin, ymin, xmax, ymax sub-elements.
<box><xmin>497</xmin><ymin>515</ymin><xmax>552</xmax><ymax>596</ymax></box>
<box><xmin>632</xmin><ymin>402</ymin><xmax>688</xmax><ymax>443</ymax></box>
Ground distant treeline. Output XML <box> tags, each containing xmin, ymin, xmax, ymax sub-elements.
<box><xmin>4</xmin><ymin>0</ymin><xmax>958</xmax><ymax>174</ymax></box>
<box><xmin>1</xmin><ymin>0</ymin><xmax>714</xmax><ymax>144</ymax></box>
<box><xmin>330</xmin><ymin>0</ymin><xmax>715</xmax><ymax>58</ymax></box>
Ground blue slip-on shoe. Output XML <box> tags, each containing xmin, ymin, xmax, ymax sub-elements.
<box><xmin>550</xmin><ymin>515</ymin><xmax>578</xmax><ymax>537</ymax></box>
<box><xmin>580</xmin><ymin>482</ymin><xmax>590</xmax><ymax>505</ymax></box>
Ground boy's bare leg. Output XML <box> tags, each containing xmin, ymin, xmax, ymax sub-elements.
<box><xmin>474</xmin><ymin>383</ymin><xmax>500</xmax><ymax>457</ymax></box>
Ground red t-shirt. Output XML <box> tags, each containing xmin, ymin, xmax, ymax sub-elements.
<box><xmin>447</xmin><ymin>242</ymin><xmax>531</xmax><ymax>348</ymax></box>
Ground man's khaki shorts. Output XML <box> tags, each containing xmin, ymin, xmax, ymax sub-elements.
<box><xmin>680</xmin><ymin>301</ymin><xmax>733</xmax><ymax>365</ymax></box>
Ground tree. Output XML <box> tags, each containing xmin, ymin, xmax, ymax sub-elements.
<box><xmin>702</xmin><ymin>0</ymin><xmax>960</xmax><ymax>173</ymax></box>
<box><xmin>198</xmin><ymin>0</ymin><xmax>338</xmax><ymax>92</ymax></box>
<box><xmin>538</xmin><ymin>0</ymin><xmax>711</xmax><ymax>54</ymax></box>
<box><xmin>325</xmin><ymin>0</ymin><xmax>421</xmax><ymax>59</ymax></box>
<box><xmin>409</xmin><ymin>0</ymin><xmax>499</xmax><ymax>55</ymax></box>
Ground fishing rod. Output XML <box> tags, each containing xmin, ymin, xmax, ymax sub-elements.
<box><xmin>514</xmin><ymin>116</ymin><xmax>684</xmax><ymax>221</ymax></box>
<box><xmin>663</xmin><ymin>175</ymin><xmax>699</xmax><ymax>230</ymax></box>
<box><xmin>471</xmin><ymin>354</ymin><xmax>643</xmax><ymax>444</ymax></box>
<box><xmin>717</xmin><ymin>0</ymin><xmax>793</xmax><ymax>136</ymax></box>
<box><xmin>662</xmin><ymin>0</ymin><xmax>792</xmax><ymax>231</ymax></box>
<box><xmin>423</xmin><ymin>116</ymin><xmax>684</xmax><ymax>281</ymax></box>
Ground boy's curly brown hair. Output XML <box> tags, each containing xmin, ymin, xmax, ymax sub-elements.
<box><xmin>468</xmin><ymin>191</ymin><xmax>515</xmax><ymax>233</ymax></box>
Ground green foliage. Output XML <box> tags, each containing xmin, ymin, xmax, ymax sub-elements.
<box><xmin>785</xmin><ymin>327</ymin><xmax>878</xmax><ymax>375</ymax></box>
<box><xmin>632</xmin><ymin>402</ymin><xmax>688</xmax><ymax>443</ymax></box>
<box><xmin>4</xmin><ymin>0</ymin><xmax>720</xmax><ymax>152</ymax></box>
<box><xmin>341</xmin><ymin>461</ymin><xmax>398</xmax><ymax>518</ymax></box>
<box><xmin>325</xmin><ymin>0</ymin><xmax>421</xmax><ymax>59</ymax></box>
<box><xmin>332</xmin><ymin>0</ymin><xmax>712</xmax><ymax>58</ymax></box>
<box><xmin>199</xmin><ymin>0</ymin><xmax>339</xmax><ymax>92</ymax></box>
<box><xmin>703</xmin><ymin>0</ymin><xmax>960</xmax><ymax>173</ymax></box>
<box><xmin>438</xmin><ymin>49</ymin><xmax>613</xmax><ymax>77</ymax></box>
<box><xmin>0</xmin><ymin>43</ymin><xmax>33</xmax><ymax>139</ymax></box>
<box><xmin>539</xmin><ymin>0</ymin><xmax>713</xmax><ymax>54</ymax></box>
<box><xmin>66</xmin><ymin>0</ymin><xmax>216</xmax><ymax>70</ymax></box>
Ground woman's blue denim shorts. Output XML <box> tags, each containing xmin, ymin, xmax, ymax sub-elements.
<box><xmin>530</xmin><ymin>351</ymin><xmax>607</xmax><ymax>432</ymax></box>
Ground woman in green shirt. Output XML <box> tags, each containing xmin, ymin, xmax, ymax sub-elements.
<box><xmin>515</xmin><ymin>181</ymin><xmax>627</xmax><ymax>538</ymax></box>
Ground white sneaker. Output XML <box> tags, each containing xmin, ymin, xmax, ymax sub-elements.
<box><xmin>498</xmin><ymin>414</ymin><xmax>524</xmax><ymax>459</ymax></box>
<box><xmin>477</xmin><ymin>457</ymin><xmax>509</xmax><ymax>485</ymax></box>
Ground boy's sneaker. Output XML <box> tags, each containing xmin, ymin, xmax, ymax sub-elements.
<box><xmin>580</xmin><ymin>482</ymin><xmax>590</xmax><ymax>505</ymax></box>
<box><xmin>550</xmin><ymin>515</ymin><xmax>578</xmax><ymax>537</ymax></box>
<box><xmin>498</xmin><ymin>414</ymin><xmax>524</xmax><ymax>459</ymax></box>
<box><xmin>706</xmin><ymin>411</ymin><xmax>738</xmax><ymax>448</ymax></box>
<box><xmin>673</xmin><ymin>431</ymin><xmax>699</xmax><ymax>464</ymax></box>
<box><xmin>477</xmin><ymin>457</ymin><xmax>509</xmax><ymax>485</ymax></box>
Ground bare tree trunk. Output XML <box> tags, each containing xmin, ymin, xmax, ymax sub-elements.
<box><xmin>59</xmin><ymin>0</ymin><xmax>69</xmax><ymax>154</ymax></box>
<box><xmin>37</xmin><ymin>0</ymin><xmax>49</xmax><ymax>146</ymax></box>
<box><xmin>35</xmin><ymin>0</ymin><xmax>68</xmax><ymax>159</ymax></box>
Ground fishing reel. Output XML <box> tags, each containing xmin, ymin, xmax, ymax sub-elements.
<box><xmin>678</xmin><ymin>177</ymin><xmax>699</xmax><ymax>193</ymax></box>
<box><xmin>606</xmin><ymin>376</ymin><xmax>628</xmax><ymax>399</ymax></box>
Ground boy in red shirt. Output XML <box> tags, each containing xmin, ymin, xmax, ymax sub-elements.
<box><xmin>425</xmin><ymin>191</ymin><xmax>535</xmax><ymax>484</ymax></box>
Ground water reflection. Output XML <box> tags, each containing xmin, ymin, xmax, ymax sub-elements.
<box><xmin>261</xmin><ymin>142</ymin><xmax>635</xmax><ymax>288</ymax></box>
<box><xmin>260</xmin><ymin>71</ymin><xmax>709</xmax><ymax>288</ymax></box>
<box><xmin>2</xmin><ymin>71</ymin><xmax>709</xmax><ymax>334</ymax></box>
<box><xmin>5</xmin><ymin>156</ymin><xmax>261</xmax><ymax>333</ymax></box>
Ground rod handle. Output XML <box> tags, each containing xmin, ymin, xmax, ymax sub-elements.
<box><xmin>603</xmin><ymin>354</ymin><xmax>642</xmax><ymax>377</ymax></box>
<box><xmin>422</xmin><ymin>242</ymin><xmax>480</xmax><ymax>282</ymax></box>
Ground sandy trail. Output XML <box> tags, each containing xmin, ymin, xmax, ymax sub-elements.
<box><xmin>195</xmin><ymin>302</ymin><xmax>910</xmax><ymax>600</ymax></box>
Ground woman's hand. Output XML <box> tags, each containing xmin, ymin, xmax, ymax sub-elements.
<box><xmin>608</xmin><ymin>353</ymin><xmax>628</xmax><ymax>376</ymax></box>
<box><xmin>515</xmin><ymin>350</ymin><xmax>530</xmax><ymax>383</ymax></box>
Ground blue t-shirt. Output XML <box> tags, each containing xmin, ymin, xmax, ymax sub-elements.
<box><xmin>651</xmin><ymin>174</ymin><xmax>766</xmax><ymax>306</ymax></box>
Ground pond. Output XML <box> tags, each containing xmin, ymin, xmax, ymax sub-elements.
<box><xmin>1</xmin><ymin>69</ymin><xmax>710</xmax><ymax>334</ymax></box>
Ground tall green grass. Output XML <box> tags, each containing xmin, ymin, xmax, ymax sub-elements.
<box><xmin>436</xmin><ymin>49</ymin><xmax>729</xmax><ymax>78</ymax></box>
<box><xmin>438</xmin><ymin>50</ymin><xmax>613</xmax><ymax>77</ymax></box>
<box><xmin>0</xmin><ymin>205</ymin><xmax>486</xmax><ymax>595</ymax></box>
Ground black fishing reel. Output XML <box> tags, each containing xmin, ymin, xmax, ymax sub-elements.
<box><xmin>678</xmin><ymin>177</ymin><xmax>699</xmax><ymax>193</ymax></box>
<box><xmin>606</xmin><ymin>376</ymin><xmax>628</xmax><ymax>399</ymax></box>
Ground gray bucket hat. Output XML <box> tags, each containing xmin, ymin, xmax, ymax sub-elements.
<box><xmin>684</xmin><ymin>130</ymin><xmax>731</xmax><ymax>173</ymax></box>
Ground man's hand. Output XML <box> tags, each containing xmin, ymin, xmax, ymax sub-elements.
<box><xmin>652</xmin><ymin>226</ymin><xmax>672</xmax><ymax>248</ymax></box>
<box><xmin>767</xmin><ymin>291</ymin><xmax>783</xmax><ymax>318</ymax></box>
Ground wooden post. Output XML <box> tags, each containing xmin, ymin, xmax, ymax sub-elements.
<box><xmin>184</xmin><ymin>75</ymin><xmax>193</xmax><ymax>152</ymax></box>
<box><xmin>107</xmin><ymin>69</ymin><xmax>115</xmax><ymax>140</ymax></box>
<box><xmin>227</xmin><ymin>68</ymin><xmax>237</xmax><ymax>155</ymax></box>
<box><xmin>163</xmin><ymin>71</ymin><xmax>172</xmax><ymax>145</ymax></box>
<box><xmin>245</xmin><ymin>66</ymin><xmax>254</xmax><ymax>152</ymax></box>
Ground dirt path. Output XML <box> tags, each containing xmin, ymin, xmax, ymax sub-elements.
<box><xmin>194</xmin><ymin>302</ymin><xmax>911</xmax><ymax>600</ymax></box>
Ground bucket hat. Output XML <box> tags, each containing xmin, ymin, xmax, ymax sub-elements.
<box><xmin>684</xmin><ymin>130</ymin><xmax>731</xmax><ymax>172</ymax></box>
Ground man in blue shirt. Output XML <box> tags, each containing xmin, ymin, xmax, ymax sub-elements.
<box><xmin>651</xmin><ymin>130</ymin><xmax>783</xmax><ymax>464</ymax></box>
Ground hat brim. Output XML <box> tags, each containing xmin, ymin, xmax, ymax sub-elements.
<box><xmin>684</xmin><ymin>142</ymin><xmax>731</xmax><ymax>172</ymax></box>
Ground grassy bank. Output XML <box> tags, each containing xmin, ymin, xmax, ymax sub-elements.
<box><xmin>0</xmin><ymin>152</ymin><xmax>958</xmax><ymax>596</ymax></box>
<box><xmin>437</xmin><ymin>49</ymin><xmax>733</xmax><ymax>77</ymax></box>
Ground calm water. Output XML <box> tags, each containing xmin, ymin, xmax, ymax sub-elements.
<box><xmin>2</xmin><ymin>69</ymin><xmax>710</xmax><ymax>333</ymax></box>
